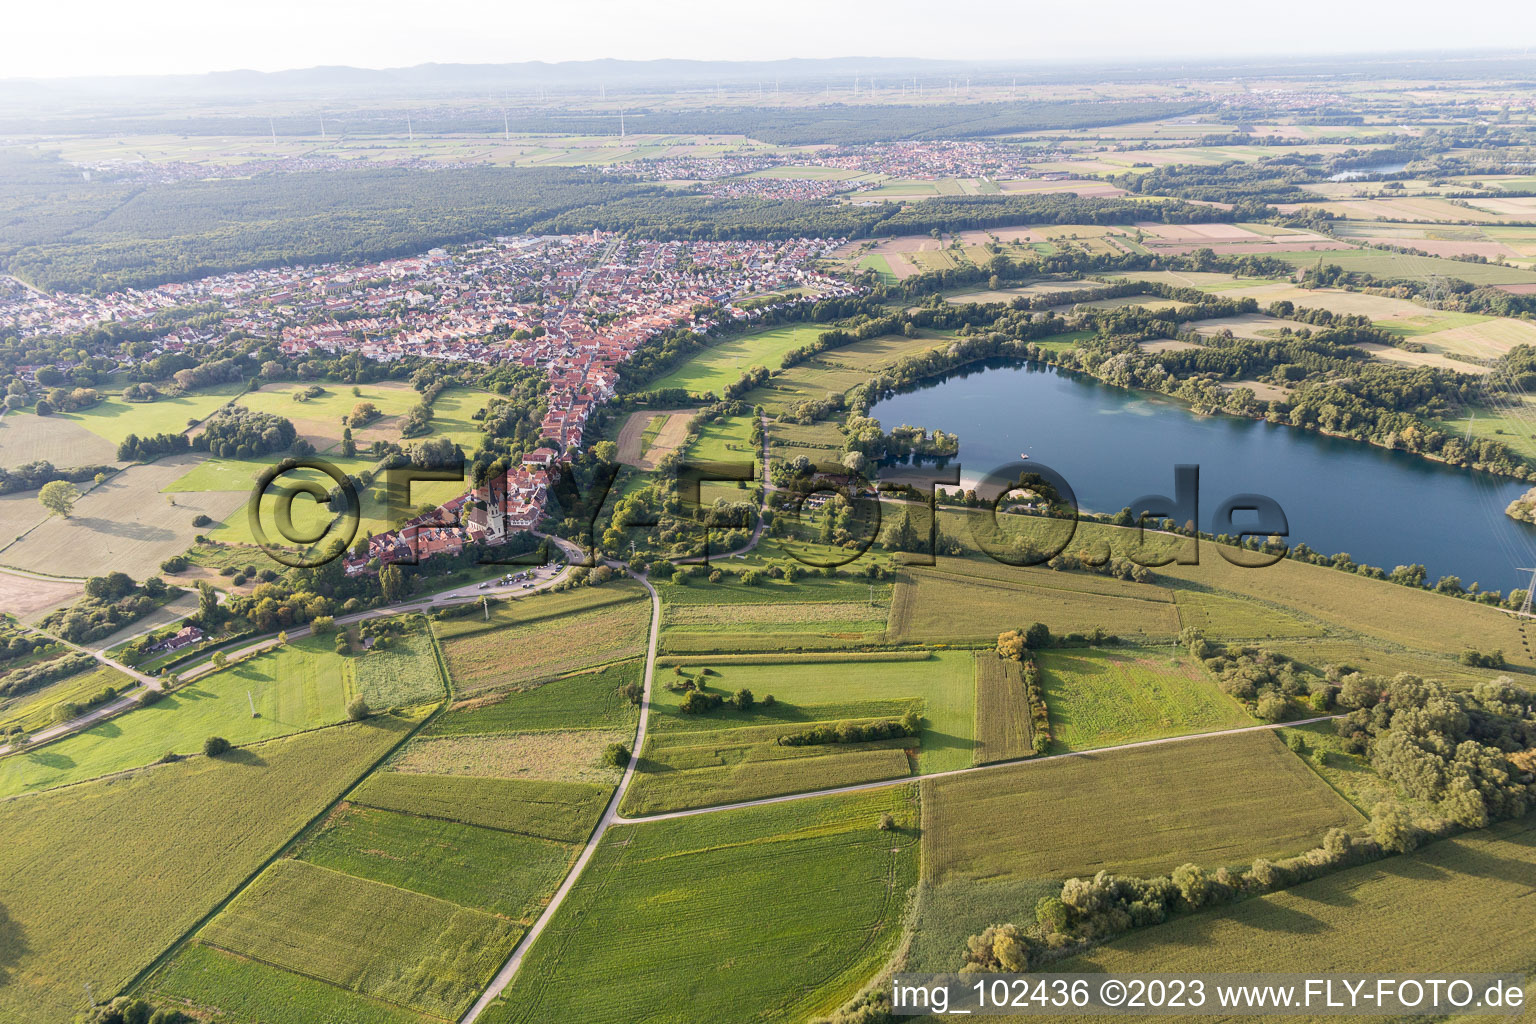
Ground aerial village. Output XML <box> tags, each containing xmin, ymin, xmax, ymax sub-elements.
<box><xmin>0</xmin><ymin>231</ymin><xmax>852</xmax><ymax>573</ymax></box>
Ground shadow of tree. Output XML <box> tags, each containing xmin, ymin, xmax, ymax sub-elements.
<box><xmin>0</xmin><ymin>903</ymin><xmax>29</xmax><ymax>986</ymax></box>
<box><xmin>218</xmin><ymin>747</ymin><xmax>268</xmax><ymax>767</ymax></box>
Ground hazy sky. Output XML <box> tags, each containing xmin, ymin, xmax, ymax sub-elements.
<box><xmin>5</xmin><ymin>0</ymin><xmax>1535</xmax><ymax>79</ymax></box>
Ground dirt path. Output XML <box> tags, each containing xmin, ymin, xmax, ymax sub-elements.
<box><xmin>460</xmin><ymin>570</ymin><xmax>661</xmax><ymax>1023</ymax></box>
<box><xmin>615</xmin><ymin>408</ymin><xmax>698</xmax><ymax>471</ymax></box>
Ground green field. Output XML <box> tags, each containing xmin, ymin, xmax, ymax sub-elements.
<box><xmin>0</xmin><ymin>634</ymin><xmax>361</xmax><ymax>796</ymax></box>
<box><xmin>348</xmin><ymin>771</ymin><xmax>610</xmax><ymax>842</ymax></box>
<box><xmin>425</xmin><ymin>659</ymin><xmax>642</xmax><ymax>736</ymax></box>
<box><xmin>431</xmin><ymin>581</ymin><xmax>648</xmax><ymax>641</ymax></box>
<box><xmin>56</xmin><ymin>381</ymin><xmax>246</xmax><ymax>446</ymax></box>
<box><xmin>921</xmin><ymin>730</ymin><xmax>1360</xmax><ymax>885</ymax></box>
<box><xmin>974</xmin><ymin>653</ymin><xmax>1033</xmax><ymax>764</ymax></box>
<box><xmin>1040</xmin><ymin>647</ymin><xmax>1253</xmax><ymax>750</ymax></box>
<box><xmin>682</xmin><ymin>411</ymin><xmax>759</xmax><ymax>464</ymax></box>
<box><xmin>1060</xmin><ymin>817</ymin><xmax>1536</xmax><ymax>1008</ymax></box>
<box><xmin>483</xmin><ymin>787</ymin><xmax>919</xmax><ymax>1024</ymax></box>
<box><xmin>197</xmin><ymin>859</ymin><xmax>517</xmax><ymax>1019</ymax></box>
<box><xmin>1269</xmin><ymin>247</ymin><xmax>1536</xmax><ymax>285</ymax></box>
<box><xmin>351</xmin><ymin>618</ymin><xmax>448</xmax><ymax>708</ymax></box>
<box><xmin>146</xmin><ymin>943</ymin><xmax>433</xmax><ymax>1024</ymax></box>
<box><xmin>237</xmin><ymin>380</ymin><xmax>422</xmax><ymax>452</ymax></box>
<box><xmin>0</xmin><ymin>662</ymin><xmax>134</xmax><ymax>735</ymax></box>
<box><xmin>439</xmin><ymin>592</ymin><xmax>651</xmax><ymax>692</ymax></box>
<box><xmin>622</xmin><ymin>651</ymin><xmax>973</xmax><ymax>814</ymax></box>
<box><xmin>888</xmin><ymin>558</ymin><xmax>1181</xmax><ymax>643</ymax></box>
<box><xmin>0</xmin><ymin>717</ymin><xmax>416</xmax><ymax>1024</ymax></box>
<box><xmin>649</xmin><ymin>323</ymin><xmax>828</xmax><ymax>394</ymax></box>
<box><xmin>925</xmin><ymin>512</ymin><xmax>1535</xmax><ymax>671</ymax></box>
<box><xmin>171</xmin><ymin>453</ymin><xmax>469</xmax><ymax>548</ymax></box>
<box><xmin>914</xmin><ymin>731</ymin><xmax>1362</xmax><ymax>973</ymax></box>
<box><xmin>296</xmin><ymin>803</ymin><xmax>576</xmax><ymax>919</ymax></box>
<box><xmin>1171</xmin><ymin>589</ymin><xmax>1325</xmax><ymax>640</ymax></box>
<box><xmin>659</xmin><ymin>574</ymin><xmax>891</xmax><ymax>652</ymax></box>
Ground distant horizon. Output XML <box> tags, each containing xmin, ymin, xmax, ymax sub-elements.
<box><xmin>6</xmin><ymin>0</ymin><xmax>1535</xmax><ymax>82</ymax></box>
<box><xmin>7</xmin><ymin>47</ymin><xmax>1535</xmax><ymax>86</ymax></box>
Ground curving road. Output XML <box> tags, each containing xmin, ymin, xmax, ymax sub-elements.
<box><xmin>0</xmin><ymin>532</ymin><xmax>588</xmax><ymax>757</ymax></box>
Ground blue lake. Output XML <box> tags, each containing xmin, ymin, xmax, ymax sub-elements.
<box><xmin>868</xmin><ymin>360</ymin><xmax>1536</xmax><ymax>593</ymax></box>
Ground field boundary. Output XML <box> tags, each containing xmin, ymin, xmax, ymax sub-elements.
<box><xmin>120</xmin><ymin>708</ymin><xmax>441</xmax><ymax>1004</ymax></box>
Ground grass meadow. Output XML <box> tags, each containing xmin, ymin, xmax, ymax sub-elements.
<box><xmin>56</xmin><ymin>381</ymin><xmax>247</xmax><ymax>445</ymax></box>
<box><xmin>659</xmin><ymin>573</ymin><xmax>890</xmax><ymax>652</ymax></box>
<box><xmin>425</xmin><ymin>659</ymin><xmax>642</xmax><ymax>736</ymax></box>
<box><xmin>649</xmin><ymin>323</ymin><xmax>827</xmax><ymax>394</ymax></box>
<box><xmin>0</xmin><ymin>718</ymin><xmax>415</xmax><ymax>1024</ymax></box>
<box><xmin>0</xmin><ymin>662</ymin><xmax>134</xmax><ymax>736</ymax></box>
<box><xmin>0</xmin><ymin>634</ymin><xmax>362</xmax><ymax>796</ymax></box>
<box><xmin>887</xmin><ymin>558</ymin><xmax>1181</xmax><ymax>643</ymax></box>
<box><xmin>351</xmin><ymin>617</ymin><xmax>448</xmax><ymax>708</ymax></box>
<box><xmin>484</xmin><ymin>787</ymin><xmax>919</xmax><ymax>1024</ymax></box>
<box><xmin>622</xmin><ymin>651</ymin><xmax>973</xmax><ymax>814</ymax></box>
<box><xmin>1039</xmin><ymin>647</ymin><xmax>1253</xmax><ymax>750</ymax></box>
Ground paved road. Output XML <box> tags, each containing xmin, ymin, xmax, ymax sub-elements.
<box><xmin>460</xmin><ymin>570</ymin><xmax>661</xmax><ymax>1024</ymax></box>
<box><xmin>0</xmin><ymin>626</ymin><xmax>165</xmax><ymax>755</ymax></box>
<box><xmin>0</xmin><ymin>532</ymin><xmax>588</xmax><ymax>756</ymax></box>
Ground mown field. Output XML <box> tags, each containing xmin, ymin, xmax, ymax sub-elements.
<box><xmin>921</xmin><ymin>730</ymin><xmax>1360</xmax><ymax>885</ymax></box>
<box><xmin>438</xmin><ymin>585</ymin><xmax>651</xmax><ymax>692</ymax></box>
<box><xmin>391</xmin><ymin>728</ymin><xmax>628</xmax><ymax>785</ymax></box>
<box><xmin>483</xmin><ymin>787</ymin><xmax>919</xmax><ymax>1024</ymax></box>
<box><xmin>1055</xmin><ymin>817</ymin><xmax>1536</xmax><ymax>1017</ymax></box>
<box><xmin>974</xmin><ymin>653</ymin><xmax>1033</xmax><ymax>764</ymax></box>
<box><xmin>347</xmin><ymin>771</ymin><xmax>609</xmax><ymax>843</ymax></box>
<box><xmin>887</xmin><ymin>558</ymin><xmax>1181</xmax><ymax>643</ymax></box>
<box><xmin>0</xmin><ymin>407</ymin><xmax>119</xmax><ymax>467</ymax></box>
<box><xmin>0</xmin><ymin>634</ymin><xmax>362</xmax><ymax>796</ymax></box>
<box><xmin>659</xmin><ymin>574</ymin><xmax>891</xmax><ymax>652</ymax></box>
<box><xmin>432</xmin><ymin>581</ymin><xmax>648</xmax><ymax>640</ymax></box>
<box><xmin>425</xmin><ymin>659</ymin><xmax>642</xmax><ymax>737</ymax></box>
<box><xmin>1039</xmin><ymin>647</ymin><xmax>1253</xmax><ymax>750</ymax></box>
<box><xmin>0</xmin><ymin>717</ymin><xmax>416</xmax><ymax>1024</ymax></box>
<box><xmin>196</xmin><ymin>859</ymin><xmax>517</xmax><ymax>1020</ymax></box>
<box><xmin>1171</xmin><ymin>589</ymin><xmax>1324</xmax><ymax>641</ymax></box>
<box><xmin>649</xmin><ymin>323</ymin><xmax>827</xmax><ymax>394</ymax></box>
<box><xmin>624</xmin><ymin>651</ymin><xmax>973</xmax><ymax>814</ymax></box>
<box><xmin>0</xmin><ymin>454</ymin><xmax>246</xmax><ymax>579</ymax></box>
<box><xmin>927</xmin><ymin>512</ymin><xmax>1534</xmax><ymax>670</ymax></box>
<box><xmin>55</xmin><ymin>381</ymin><xmax>246</xmax><ymax>445</ymax></box>
<box><xmin>236</xmin><ymin>380</ymin><xmax>421</xmax><ymax>453</ymax></box>
<box><xmin>913</xmin><ymin>731</ymin><xmax>1362</xmax><ymax>976</ymax></box>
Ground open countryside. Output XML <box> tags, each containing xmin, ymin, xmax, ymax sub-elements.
<box><xmin>3</xmin><ymin>23</ymin><xmax>1536</xmax><ymax>1024</ymax></box>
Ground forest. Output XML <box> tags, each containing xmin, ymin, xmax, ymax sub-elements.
<box><xmin>0</xmin><ymin>149</ymin><xmax>1239</xmax><ymax>291</ymax></box>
